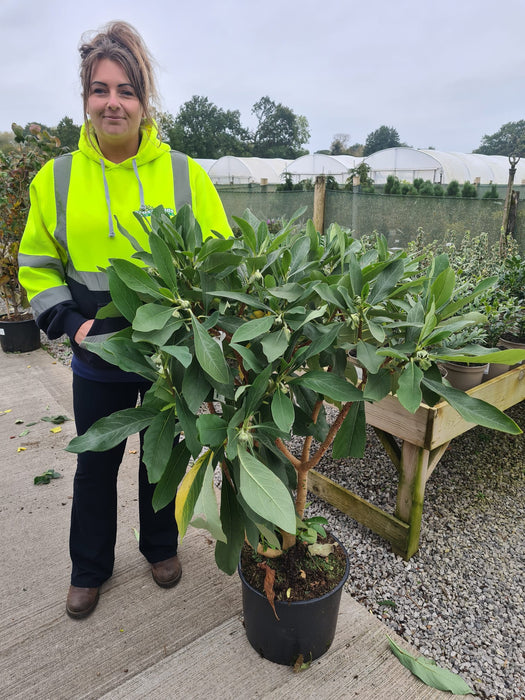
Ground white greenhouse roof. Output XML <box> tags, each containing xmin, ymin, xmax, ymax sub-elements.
<box><xmin>285</xmin><ymin>154</ymin><xmax>364</xmax><ymax>184</ymax></box>
<box><xmin>207</xmin><ymin>156</ymin><xmax>290</xmax><ymax>185</ymax></box>
<box><xmin>363</xmin><ymin>147</ymin><xmax>525</xmax><ymax>185</ymax></box>
<box><xmin>193</xmin><ymin>158</ymin><xmax>216</xmax><ymax>173</ymax></box>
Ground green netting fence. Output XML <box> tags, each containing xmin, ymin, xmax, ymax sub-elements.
<box><xmin>217</xmin><ymin>186</ymin><xmax>525</xmax><ymax>252</ymax></box>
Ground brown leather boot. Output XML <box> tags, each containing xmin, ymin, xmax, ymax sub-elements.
<box><xmin>66</xmin><ymin>585</ymin><xmax>100</xmax><ymax>619</ymax></box>
<box><xmin>151</xmin><ymin>556</ymin><xmax>182</xmax><ymax>588</ymax></box>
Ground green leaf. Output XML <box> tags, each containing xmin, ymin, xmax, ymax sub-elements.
<box><xmin>293</xmin><ymin>323</ymin><xmax>341</xmax><ymax>364</ymax></box>
<box><xmin>271</xmin><ymin>390</ymin><xmax>295</xmax><ymax>434</ymax></box>
<box><xmin>149</xmin><ymin>232</ymin><xmax>179</xmax><ymax>291</ymax></box>
<box><xmin>34</xmin><ymin>469</ymin><xmax>62</xmax><ymax>485</ymax></box>
<box><xmin>332</xmin><ymin>402</ymin><xmax>366</xmax><ymax>458</ymax></box>
<box><xmin>428</xmin><ymin>267</ymin><xmax>455</xmax><ymax>309</ymax></box>
<box><xmin>267</xmin><ymin>283</ymin><xmax>305</xmax><ymax>302</ymax></box>
<box><xmin>191</xmin><ymin>312</ymin><xmax>230</xmax><ymax>384</ymax></box>
<box><xmin>396</xmin><ymin>362</ymin><xmax>424</xmax><ymax>413</ymax></box>
<box><xmin>422</xmin><ymin>378</ymin><xmax>522</xmax><ymax>434</ymax></box>
<box><xmin>215</xmin><ymin>475</ymin><xmax>245</xmax><ymax>574</ymax></box>
<box><xmin>229</xmin><ymin>342</ymin><xmax>265</xmax><ymax>374</ymax></box>
<box><xmin>231</xmin><ymin>315</ymin><xmax>274</xmax><ymax>343</ymax></box>
<box><xmin>66</xmin><ymin>407</ymin><xmax>157</xmax><ymax>453</ymax></box>
<box><xmin>291</xmin><ymin>371</ymin><xmax>363</xmax><ymax>403</ymax></box>
<box><xmin>152</xmin><ymin>440</ymin><xmax>191</xmax><ymax>512</ymax></box>
<box><xmin>142</xmin><ymin>409</ymin><xmax>177</xmax><ymax>483</ymax></box>
<box><xmin>175</xmin><ymin>450</ymin><xmax>212</xmax><ymax>538</ymax></box>
<box><xmin>197</xmin><ymin>413</ymin><xmax>227</xmax><ymax>447</ymax></box>
<box><xmin>367</xmin><ymin>259</ymin><xmax>405</xmax><ymax>304</ymax></box>
<box><xmin>160</xmin><ymin>344</ymin><xmax>193</xmax><ymax>367</ymax></box>
<box><xmin>83</xmin><ymin>338</ymin><xmax>159</xmax><ymax>382</ymax></box>
<box><xmin>132</xmin><ymin>303</ymin><xmax>175</xmax><ymax>332</ymax></box>
<box><xmin>261</xmin><ymin>328</ymin><xmax>290</xmax><ymax>363</ymax></box>
<box><xmin>107</xmin><ymin>267</ymin><xmax>141</xmax><ymax>323</ymax></box>
<box><xmin>237</xmin><ymin>445</ymin><xmax>296</xmax><ymax>533</ymax></box>
<box><xmin>387</xmin><ymin>636</ymin><xmax>475</xmax><ymax>694</ymax></box>
<box><xmin>362</xmin><ymin>369</ymin><xmax>391</xmax><ymax>402</ymax></box>
<box><xmin>95</xmin><ymin>301</ymin><xmax>121</xmax><ymax>319</ymax></box>
<box><xmin>231</xmin><ymin>216</ymin><xmax>257</xmax><ymax>252</ymax></box>
<box><xmin>182</xmin><ymin>359</ymin><xmax>213</xmax><ymax>413</ymax></box>
<box><xmin>244</xmin><ymin>364</ymin><xmax>273</xmax><ymax>418</ymax></box>
<box><xmin>174</xmin><ymin>392</ymin><xmax>202</xmax><ymax>458</ymax></box>
<box><xmin>434</xmin><ymin>349</ymin><xmax>525</xmax><ymax>365</ymax></box>
<box><xmin>210</xmin><ymin>290</ymin><xmax>270</xmax><ymax>311</ymax></box>
<box><xmin>356</xmin><ymin>340</ymin><xmax>385</xmax><ymax>374</ymax></box>
<box><xmin>312</xmin><ymin>281</ymin><xmax>345</xmax><ymax>307</ymax></box>
<box><xmin>348</xmin><ymin>254</ymin><xmax>363</xmax><ymax>295</ymax></box>
<box><xmin>131</xmin><ymin>317</ymin><xmax>184</xmax><ymax>347</ymax></box>
<box><xmin>190</xmin><ymin>459</ymin><xmax>226</xmax><ymax>542</ymax></box>
<box><xmin>40</xmin><ymin>414</ymin><xmax>70</xmax><ymax>424</ymax></box>
<box><xmin>111</xmin><ymin>258</ymin><xmax>164</xmax><ymax>299</ymax></box>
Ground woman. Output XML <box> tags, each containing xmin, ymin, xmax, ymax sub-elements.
<box><xmin>19</xmin><ymin>21</ymin><xmax>232</xmax><ymax>619</ymax></box>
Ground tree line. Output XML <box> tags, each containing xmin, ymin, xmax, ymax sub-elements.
<box><xmin>1</xmin><ymin>96</ymin><xmax>524</xmax><ymax>160</ymax></box>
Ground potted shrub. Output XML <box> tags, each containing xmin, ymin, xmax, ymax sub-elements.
<box><xmin>0</xmin><ymin>123</ymin><xmax>61</xmax><ymax>352</ymax></box>
<box><xmin>66</xmin><ymin>207</ymin><xmax>525</xmax><ymax>665</ymax></box>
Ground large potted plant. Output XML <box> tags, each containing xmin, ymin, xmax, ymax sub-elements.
<box><xmin>0</xmin><ymin>124</ymin><xmax>61</xmax><ymax>352</ymax></box>
<box><xmin>66</xmin><ymin>207</ymin><xmax>525</xmax><ymax>665</ymax></box>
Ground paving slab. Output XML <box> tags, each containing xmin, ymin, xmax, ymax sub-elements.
<box><xmin>0</xmin><ymin>348</ymin><xmax>473</xmax><ymax>699</ymax></box>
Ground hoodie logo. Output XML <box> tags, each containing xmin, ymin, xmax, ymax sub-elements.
<box><xmin>135</xmin><ymin>204</ymin><xmax>175</xmax><ymax>218</ymax></box>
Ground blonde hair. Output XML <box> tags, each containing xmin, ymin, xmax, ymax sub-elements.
<box><xmin>79</xmin><ymin>21</ymin><xmax>159</xmax><ymax>129</ymax></box>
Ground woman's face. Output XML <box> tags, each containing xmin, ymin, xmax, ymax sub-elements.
<box><xmin>87</xmin><ymin>58</ymin><xmax>144</xmax><ymax>159</ymax></box>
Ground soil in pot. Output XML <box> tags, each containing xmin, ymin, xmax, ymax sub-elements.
<box><xmin>240</xmin><ymin>534</ymin><xmax>347</xmax><ymax>602</ymax></box>
<box><xmin>239</xmin><ymin>534</ymin><xmax>350</xmax><ymax>665</ymax></box>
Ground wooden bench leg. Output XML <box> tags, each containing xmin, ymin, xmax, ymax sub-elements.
<box><xmin>395</xmin><ymin>442</ymin><xmax>430</xmax><ymax>559</ymax></box>
<box><xmin>394</xmin><ymin>441</ymin><xmax>450</xmax><ymax>559</ymax></box>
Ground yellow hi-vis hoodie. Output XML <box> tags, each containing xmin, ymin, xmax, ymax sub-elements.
<box><xmin>18</xmin><ymin>122</ymin><xmax>232</xmax><ymax>379</ymax></box>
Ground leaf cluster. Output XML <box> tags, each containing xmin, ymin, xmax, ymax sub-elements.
<box><xmin>66</xmin><ymin>206</ymin><xmax>524</xmax><ymax>574</ymax></box>
<box><xmin>0</xmin><ymin>123</ymin><xmax>63</xmax><ymax>317</ymax></box>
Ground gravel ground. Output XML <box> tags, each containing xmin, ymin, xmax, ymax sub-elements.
<box><xmin>42</xmin><ymin>333</ymin><xmax>524</xmax><ymax>700</ymax></box>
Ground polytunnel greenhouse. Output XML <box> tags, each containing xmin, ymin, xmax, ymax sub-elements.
<box><xmin>207</xmin><ymin>156</ymin><xmax>290</xmax><ymax>185</ymax></box>
<box><xmin>284</xmin><ymin>153</ymin><xmax>363</xmax><ymax>185</ymax></box>
<box><xmin>362</xmin><ymin>147</ymin><xmax>525</xmax><ymax>185</ymax></box>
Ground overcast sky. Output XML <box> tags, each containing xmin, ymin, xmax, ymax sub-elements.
<box><xmin>2</xmin><ymin>0</ymin><xmax>524</xmax><ymax>154</ymax></box>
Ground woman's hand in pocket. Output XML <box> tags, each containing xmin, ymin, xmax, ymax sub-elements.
<box><xmin>74</xmin><ymin>320</ymin><xmax>94</xmax><ymax>345</ymax></box>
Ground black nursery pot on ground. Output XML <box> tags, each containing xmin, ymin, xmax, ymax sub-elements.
<box><xmin>0</xmin><ymin>315</ymin><xmax>40</xmax><ymax>353</ymax></box>
<box><xmin>238</xmin><ymin>534</ymin><xmax>350</xmax><ymax>666</ymax></box>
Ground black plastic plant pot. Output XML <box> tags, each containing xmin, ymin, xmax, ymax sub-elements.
<box><xmin>0</xmin><ymin>316</ymin><xmax>40</xmax><ymax>353</ymax></box>
<box><xmin>238</xmin><ymin>534</ymin><xmax>350</xmax><ymax>666</ymax></box>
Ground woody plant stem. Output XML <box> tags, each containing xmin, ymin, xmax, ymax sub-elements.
<box><xmin>275</xmin><ymin>400</ymin><xmax>353</xmax><ymax>550</ymax></box>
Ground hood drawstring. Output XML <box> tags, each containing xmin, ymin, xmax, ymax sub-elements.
<box><xmin>132</xmin><ymin>159</ymin><xmax>146</xmax><ymax>210</ymax></box>
<box><xmin>100</xmin><ymin>158</ymin><xmax>146</xmax><ymax>238</ymax></box>
<box><xmin>100</xmin><ymin>159</ymin><xmax>115</xmax><ymax>238</ymax></box>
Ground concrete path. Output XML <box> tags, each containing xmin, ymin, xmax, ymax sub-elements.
<box><xmin>0</xmin><ymin>348</ymin><xmax>472</xmax><ymax>699</ymax></box>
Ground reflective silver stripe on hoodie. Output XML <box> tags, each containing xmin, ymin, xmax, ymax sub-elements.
<box><xmin>66</xmin><ymin>266</ymin><xmax>110</xmax><ymax>291</ymax></box>
<box><xmin>30</xmin><ymin>286</ymin><xmax>73</xmax><ymax>317</ymax></box>
<box><xmin>171</xmin><ymin>151</ymin><xmax>192</xmax><ymax>210</ymax></box>
<box><xmin>18</xmin><ymin>253</ymin><xmax>65</xmax><ymax>277</ymax></box>
<box><xmin>54</xmin><ymin>154</ymin><xmax>73</xmax><ymax>252</ymax></box>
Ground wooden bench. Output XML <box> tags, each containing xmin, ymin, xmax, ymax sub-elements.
<box><xmin>308</xmin><ymin>364</ymin><xmax>525</xmax><ymax>560</ymax></box>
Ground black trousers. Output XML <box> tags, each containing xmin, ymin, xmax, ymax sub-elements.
<box><xmin>70</xmin><ymin>374</ymin><xmax>178</xmax><ymax>587</ymax></box>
